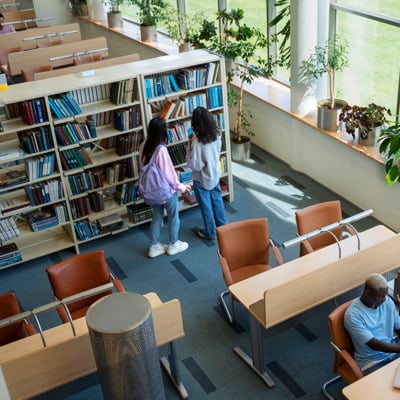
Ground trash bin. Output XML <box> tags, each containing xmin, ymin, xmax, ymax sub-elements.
<box><xmin>86</xmin><ymin>292</ymin><xmax>166</xmax><ymax>400</ymax></box>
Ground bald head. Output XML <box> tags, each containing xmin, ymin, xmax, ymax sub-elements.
<box><xmin>365</xmin><ymin>273</ymin><xmax>388</xmax><ymax>291</ymax></box>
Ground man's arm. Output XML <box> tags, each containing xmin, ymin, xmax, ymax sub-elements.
<box><xmin>366</xmin><ymin>338</ymin><xmax>400</xmax><ymax>353</ymax></box>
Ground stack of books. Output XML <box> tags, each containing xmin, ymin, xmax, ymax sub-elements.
<box><xmin>26</xmin><ymin>207</ymin><xmax>59</xmax><ymax>232</ymax></box>
<box><xmin>127</xmin><ymin>203</ymin><xmax>153</xmax><ymax>224</ymax></box>
<box><xmin>96</xmin><ymin>213</ymin><xmax>123</xmax><ymax>234</ymax></box>
<box><xmin>0</xmin><ymin>243</ymin><xmax>22</xmax><ymax>268</ymax></box>
<box><xmin>177</xmin><ymin>166</ymin><xmax>192</xmax><ymax>183</ymax></box>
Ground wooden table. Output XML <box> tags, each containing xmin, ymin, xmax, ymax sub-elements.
<box><xmin>229</xmin><ymin>225</ymin><xmax>400</xmax><ymax>387</ymax></box>
<box><xmin>343</xmin><ymin>357</ymin><xmax>400</xmax><ymax>399</ymax></box>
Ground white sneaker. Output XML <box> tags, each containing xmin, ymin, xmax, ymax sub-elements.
<box><xmin>148</xmin><ymin>243</ymin><xmax>166</xmax><ymax>258</ymax></box>
<box><xmin>167</xmin><ymin>240</ymin><xmax>189</xmax><ymax>256</ymax></box>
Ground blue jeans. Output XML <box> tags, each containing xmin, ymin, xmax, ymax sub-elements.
<box><xmin>150</xmin><ymin>193</ymin><xmax>180</xmax><ymax>245</ymax></box>
<box><xmin>193</xmin><ymin>180</ymin><xmax>227</xmax><ymax>239</ymax></box>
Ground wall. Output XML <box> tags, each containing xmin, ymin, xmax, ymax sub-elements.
<box><xmin>240</xmin><ymin>90</ymin><xmax>400</xmax><ymax>232</ymax></box>
<box><xmin>32</xmin><ymin>0</ymin><xmax>71</xmax><ymax>26</ymax></box>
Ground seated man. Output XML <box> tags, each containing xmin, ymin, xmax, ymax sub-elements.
<box><xmin>0</xmin><ymin>13</ymin><xmax>15</xmax><ymax>34</ymax></box>
<box><xmin>344</xmin><ymin>273</ymin><xmax>400</xmax><ymax>373</ymax></box>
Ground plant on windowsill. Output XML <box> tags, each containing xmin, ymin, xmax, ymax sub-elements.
<box><xmin>192</xmin><ymin>8</ymin><xmax>276</xmax><ymax>161</ymax></box>
<box><xmin>103</xmin><ymin>0</ymin><xmax>124</xmax><ymax>28</ymax></box>
<box><xmin>302</xmin><ymin>36</ymin><xmax>350</xmax><ymax>131</ymax></box>
<box><xmin>69</xmin><ymin>0</ymin><xmax>88</xmax><ymax>16</ymax></box>
<box><xmin>378</xmin><ymin>121</ymin><xmax>400</xmax><ymax>186</ymax></box>
<box><xmin>339</xmin><ymin>103</ymin><xmax>391</xmax><ymax>146</ymax></box>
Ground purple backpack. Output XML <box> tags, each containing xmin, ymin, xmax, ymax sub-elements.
<box><xmin>139</xmin><ymin>145</ymin><xmax>174</xmax><ymax>205</ymax></box>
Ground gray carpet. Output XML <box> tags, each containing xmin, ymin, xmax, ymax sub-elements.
<box><xmin>0</xmin><ymin>145</ymin><xmax>382</xmax><ymax>400</ymax></box>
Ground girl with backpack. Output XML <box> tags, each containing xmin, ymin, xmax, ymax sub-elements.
<box><xmin>187</xmin><ymin>107</ymin><xmax>227</xmax><ymax>240</ymax></box>
<box><xmin>139</xmin><ymin>117</ymin><xmax>191</xmax><ymax>258</ymax></box>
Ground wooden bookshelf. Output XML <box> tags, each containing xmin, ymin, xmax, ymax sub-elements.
<box><xmin>0</xmin><ymin>50</ymin><xmax>233</xmax><ymax>268</ymax></box>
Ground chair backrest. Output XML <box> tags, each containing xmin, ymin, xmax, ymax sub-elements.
<box><xmin>46</xmin><ymin>250</ymin><xmax>116</xmax><ymax>321</ymax></box>
<box><xmin>328</xmin><ymin>299</ymin><xmax>361</xmax><ymax>383</ymax></box>
<box><xmin>0</xmin><ymin>292</ymin><xmax>29</xmax><ymax>346</ymax></box>
<box><xmin>73</xmin><ymin>54</ymin><xmax>103</xmax><ymax>65</ymax></box>
<box><xmin>295</xmin><ymin>200</ymin><xmax>343</xmax><ymax>256</ymax></box>
<box><xmin>0</xmin><ymin>46</ymin><xmax>22</xmax><ymax>66</ymax></box>
<box><xmin>36</xmin><ymin>40</ymin><xmax>63</xmax><ymax>48</ymax></box>
<box><xmin>21</xmin><ymin>64</ymin><xmax>53</xmax><ymax>81</ymax></box>
<box><xmin>216</xmin><ymin>218</ymin><xmax>271</xmax><ymax>272</ymax></box>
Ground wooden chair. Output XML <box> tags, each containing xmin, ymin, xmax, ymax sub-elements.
<box><xmin>322</xmin><ymin>299</ymin><xmax>363</xmax><ymax>399</ymax></box>
<box><xmin>46</xmin><ymin>250</ymin><xmax>125</xmax><ymax>323</ymax></box>
<box><xmin>21</xmin><ymin>64</ymin><xmax>53</xmax><ymax>81</ymax></box>
<box><xmin>216</xmin><ymin>218</ymin><xmax>283</xmax><ymax>323</ymax></box>
<box><xmin>73</xmin><ymin>54</ymin><xmax>103</xmax><ymax>65</ymax></box>
<box><xmin>295</xmin><ymin>200</ymin><xmax>355</xmax><ymax>257</ymax></box>
<box><xmin>0</xmin><ymin>292</ymin><xmax>36</xmax><ymax>346</ymax></box>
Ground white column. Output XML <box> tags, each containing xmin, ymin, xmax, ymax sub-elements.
<box><xmin>87</xmin><ymin>0</ymin><xmax>107</xmax><ymax>22</ymax></box>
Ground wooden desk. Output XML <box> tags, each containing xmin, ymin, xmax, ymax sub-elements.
<box><xmin>343</xmin><ymin>358</ymin><xmax>400</xmax><ymax>399</ymax></box>
<box><xmin>7</xmin><ymin>37</ymin><xmax>109</xmax><ymax>76</ymax></box>
<box><xmin>0</xmin><ymin>292</ymin><xmax>187</xmax><ymax>400</ymax></box>
<box><xmin>229</xmin><ymin>225</ymin><xmax>400</xmax><ymax>387</ymax></box>
<box><xmin>2</xmin><ymin>9</ymin><xmax>37</xmax><ymax>30</ymax></box>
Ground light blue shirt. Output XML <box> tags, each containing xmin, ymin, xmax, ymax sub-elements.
<box><xmin>344</xmin><ymin>297</ymin><xmax>400</xmax><ymax>370</ymax></box>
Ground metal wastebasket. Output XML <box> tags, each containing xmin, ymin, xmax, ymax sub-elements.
<box><xmin>86</xmin><ymin>292</ymin><xmax>166</xmax><ymax>400</ymax></box>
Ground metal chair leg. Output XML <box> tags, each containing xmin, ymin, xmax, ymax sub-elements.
<box><xmin>219</xmin><ymin>290</ymin><xmax>234</xmax><ymax>323</ymax></box>
<box><xmin>322</xmin><ymin>375</ymin><xmax>341</xmax><ymax>400</ymax></box>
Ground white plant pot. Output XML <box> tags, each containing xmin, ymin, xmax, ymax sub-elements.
<box><xmin>140</xmin><ymin>25</ymin><xmax>157</xmax><ymax>42</ymax></box>
<box><xmin>231</xmin><ymin>137</ymin><xmax>251</xmax><ymax>162</ymax></box>
<box><xmin>317</xmin><ymin>99</ymin><xmax>347</xmax><ymax>132</ymax></box>
<box><xmin>358</xmin><ymin>125</ymin><xmax>382</xmax><ymax>147</ymax></box>
<box><xmin>107</xmin><ymin>12</ymin><xmax>122</xmax><ymax>28</ymax></box>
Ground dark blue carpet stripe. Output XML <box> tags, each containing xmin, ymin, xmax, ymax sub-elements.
<box><xmin>213</xmin><ymin>305</ymin><xmax>246</xmax><ymax>333</ymax></box>
<box><xmin>107</xmin><ymin>256</ymin><xmax>127</xmax><ymax>280</ymax></box>
<box><xmin>265</xmin><ymin>201</ymin><xmax>291</xmax><ymax>219</ymax></box>
<box><xmin>267</xmin><ymin>361</ymin><xmax>306</xmax><ymax>398</ymax></box>
<box><xmin>233</xmin><ymin>176</ymin><xmax>250</xmax><ymax>188</ymax></box>
<box><xmin>294</xmin><ymin>323</ymin><xmax>317</xmax><ymax>342</ymax></box>
<box><xmin>32</xmin><ymin>373</ymin><xmax>99</xmax><ymax>399</ymax></box>
<box><xmin>224</xmin><ymin>201</ymin><xmax>237</xmax><ymax>214</ymax></box>
<box><xmin>171</xmin><ymin>259</ymin><xmax>197</xmax><ymax>283</ymax></box>
<box><xmin>250</xmin><ymin>152</ymin><xmax>265</xmax><ymax>164</ymax></box>
<box><xmin>281</xmin><ymin>175</ymin><xmax>306</xmax><ymax>190</ymax></box>
<box><xmin>182</xmin><ymin>357</ymin><xmax>217</xmax><ymax>394</ymax></box>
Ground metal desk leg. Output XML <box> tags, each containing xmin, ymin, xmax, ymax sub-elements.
<box><xmin>233</xmin><ymin>315</ymin><xmax>275</xmax><ymax>388</ymax></box>
<box><xmin>160</xmin><ymin>342</ymin><xmax>188</xmax><ymax>399</ymax></box>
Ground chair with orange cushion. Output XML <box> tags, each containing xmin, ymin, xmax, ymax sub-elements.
<box><xmin>21</xmin><ymin>64</ymin><xmax>53</xmax><ymax>82</ymax></box>
<box><xmin>46</xmin><ymin>250</ymin><xmax>125</xmax><ymax>323</ymax></box>
<box><xmin>73</xmin><ymin>54</ymin><xmax>103</xmax><ymax>65</ymax></box>
<box><xmin>0</xmin><ymin>292</ymin><xmax>36</xmax><ymax>346</ymax></box>
<box><xmin>295</xmin><ymin>200</ymin><xmax>356</xmax><ymax>257</ymax></box>
<box><xmin>36</xmin><ymin>40</ymin><xmax>63</xmax><ymax>48</ymax></box>
<box><xmin>216</xmin><ymin>218</ymin><xmax>283</xmax><ymax>323</ymax></box>
<box><xmin>322</xmin><ymin>299</ymin><xmax>363</xmax><ymax>399</ymax></box>
<box><xmin>0</xmin><ymin>46</ymin><xmax>22</xmax><ymax>75</ymax></box>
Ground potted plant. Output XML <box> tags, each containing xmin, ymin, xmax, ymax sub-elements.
<box><xmin>339</xmin><ymin>103</ymin><xmax>391</xmax><ymax>146</ymax></box>
<box><xmin>103</xmin><ymin>0</ymin><xmax>124</xmax><ymax>28</ymax></box>
<box><xmin>303</xmin><ymin>36</ymin><xmax>350</xmax><ymax>131</ymax></box>
<box><xmin>70</xmin><ymin>0</ymin><xmax>88</xmax><ymax>16</ymax></box>
<box><xmin>378</xmin><ymin>121</ymin><xmax>400</xmax><ymax>186</ymax></box>
<box><xmin>194</xmin><ymin>9</ymin><xmax>275</xmax><ymax>161</ymax></box>
<box><xmin>127</xmin><ymin>0</ymin><xmax>168</xmax><ymax>42</ymax></box>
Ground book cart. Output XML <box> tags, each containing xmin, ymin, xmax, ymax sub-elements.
<box><xmin>0</xmin><ymin>50</ymin><xmax>233</xmax><ymax>269</ymax></box>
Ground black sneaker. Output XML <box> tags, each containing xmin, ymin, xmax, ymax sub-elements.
<box><xmin>197</xmin><ymin>229</ymin><xmax>215</xmax><ymax>240</ymax></box>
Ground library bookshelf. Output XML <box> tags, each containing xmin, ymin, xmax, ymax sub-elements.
<box><xmin>0</xmin><ymin>50</ymin><xmax>233</xmax><ymax>269</ymax></box>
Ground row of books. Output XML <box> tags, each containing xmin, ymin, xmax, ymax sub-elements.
<box><xmin>59</xmin><ymin>147</ymin><xmax>92</xmax><ymax>170</ymax></box>
<box><xmin>91</xmin><ymin>110</ymin><xmax>113</xmax><ymax>128</ymax></box>
<box><xmin>54</xmin><ymin>120</ymin><xmax>97</xmax><ymax>146</ymax></box>
<box><xmin>0</xmin><ymin>143</ymin><xmax>25</xmax><ymax>162</ymax></box>
<box><xmin>25</xmin><ymin>153</ymin><xmax>55</xmax><ymax>180</ymax></box>
<box><xmin>105</xmin><ymin>158</ymin><xmax>138</xmax><ymax>185</ymax></box>
<box><xmin>0</xmin><ymin>197</ymin><xmax>31</xmax><ymax>217</ymax></box>
<box><xmin>110</xmin><ymin>79</ymin><xmax>138</xmax><ymax>105</ymax></box>
<box><xmin>19</xmin><ymin>98</ymin><xmax>48</xmax><ymax>126</ymax></box>
<box><xmin>114</xmin><ymin>182</ymin><xmax>139</xmax><ymax>205</ymax></box>
<box><xmin>115</xmin><ymin>132</ymin><xmax>142</xmax><ymax>156</ymax></box>
<box><xmin>0</xmin><ymin>169</ymin><xmax>28</xmax><ymax>188</ymax></box>
<box><xmin>127</xmin><ymin>203</ymin><xmax>153</xmax><ymax>224</ymax></box>
<box><xmin>220</xmin><ymin>155</ymin><xmax>227</xmax><ymax>174</ymax></box>
<box><xmin>0</xmin><ymin>216</ymin><xmax>20</xmax><ymax>242</ymax></box>
<box><xmin>49</xmin><ymin>93</ymin><xmax>83</xmax><ymax>119</ymax></box>
<box><xmin>0</xmin><ymin>243</ymin><xmax>22</xmax><ymax>268</ymax></box>
<box><xmin>114</xmin><ymin>106</ymin><xmax>141</xmax><ymax>131</ymax></box>
<box><xmin>88</xmin><ymin>191</ymin><xmax>104</xmax><ymax>212</ymax></box>
<box><xmin>24</xmin><ymin>179</ymin><xmax>63</xmax><ymax>205</ymax></box>
<box><xmin>144</xmin><ymin>74</ymin><xmax>180</xmax><ymax>99</ymax></box>
<box><xmin>74</xmin><ymin>219</ymin><xmax>100</xmax><ymax>241</ymax></box>
<box><xmin>18</xmin><ymin>127</ymin><xmax>54</xmax><ymax>154</ymax></box>
<box><xmin>177</xmin><ymin>166</ymin><xmax>192</xmax><ymax>183</ymax></box>
<box><xmin>70</xmin><ymin>196</ymin><xmax>91</xmax><ymax>219</ymax></box>
<box><xmin>207</xmin><ymin>86</ymin><xmax>223</xmax><ymax>109</ymax></box>
<box><xmin>68</xmin><ymin>169</ymin><xmax>104</xmax><ymax>196</ymax></box>
<box><xmin>166</xmin><ymin>121</ymin><xmax>192</xmax><ymax>144</ymax></box>
<box><xmin>167</xmin><ymin>142</ymin><xmax>187</xmax><ymax>166</ymax></box>
<box><xmin>26</xmin><ymin>207</ymin><xmax>59</xmax><ymax>232</ymax></box>
<box><xmin>70</xmin><ymin>84</ymin><xmax>111</xmax><ymax>105</ymax></box>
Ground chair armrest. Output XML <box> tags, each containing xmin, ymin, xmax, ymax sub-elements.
<box><xmin>110</xmin><ymin>273</ymin><xmax>125</xmax><ymax>293</ymax></box>
<box><xmin>338</xmin><ymin>349</ymin><xmax>364</xmax><ymax>381</ymax></box>
<box><xmin>269</xmin><ymin>239</ymin><xmax>283</xmax><ymax>266</ymax></box>
<box><xmin>25</xmin><ymin>322</ymin><xmax>36</xmax><ymax>336</ymax></box>
<box><xmin>218</xmin><ymin>252</ymin><xmax>234</xmax><ymax>287</ymax></box>
<box><xmin>301</xmin><ymin>239</ymin><xmax>314</xmax><ymax>254</ymax></box>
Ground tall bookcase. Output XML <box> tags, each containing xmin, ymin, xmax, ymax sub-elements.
<box><xmin>0</xmin><ymin>50</ymin><xmax>233</xmax><ymax>269</ymax></box>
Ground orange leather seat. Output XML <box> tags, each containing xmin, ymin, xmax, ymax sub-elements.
<box><xmin>73</xmin><ymin>54</ymin><xmax>103</xmax><ymax>65</ymax></box>
<box><xmin>21</xmin><ymin>64</ymin><xmax>53</xmax><ymax>82</ymax></box>
<box><xmin>46</xmin><ymin>250</ymin><xmax>125</xmax><ymax>323</ymax></box>
<box><xmin>216</xmin><ymin>218</ymin><xmax>283</xmax><ymax>322</ymax></box>
<box><xmin>36</xmin><ymin>40</ymin><xmax>63</xmax><ymax>48</ymax></box>
<box><xmin>0</xmin><ymin>292</ymin><xmax>36</xmax><ymax>346</ymax></box>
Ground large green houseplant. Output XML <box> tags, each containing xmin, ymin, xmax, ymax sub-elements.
<box><xmin>339</xmin><ymin>103</ymin><xmax>391</xmax><ymax>146</ymax></box>
<box><xmin>303</xmin><ymin>36</ymin><xmax>349</xmax><ymax>131</ymax></box>
<box><xmin>193</xmin><ymin>9</ymin><xmax>275</xmax><ymax>161</ymax></box>
<box><xmin>378</xmin><ymin>121</ymin><xmax>400</xmax><ymax>186</ymax></box>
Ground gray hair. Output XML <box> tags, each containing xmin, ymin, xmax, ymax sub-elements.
<box><xmin>365</xmin><ymin>273</ymin><xmax>388</xmax><ymax>291</ymax></box>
